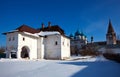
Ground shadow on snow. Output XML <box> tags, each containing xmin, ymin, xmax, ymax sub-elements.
<box><xmin>59</xmin><ymin>61</ymin><xmax>120</xmax><ymax>77</ymax></box>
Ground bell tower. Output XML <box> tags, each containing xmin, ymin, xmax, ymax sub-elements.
<box><xmin>106</xmin><ymin>19</ymin><xmax>116</xmax><ymax>45</ymax></box>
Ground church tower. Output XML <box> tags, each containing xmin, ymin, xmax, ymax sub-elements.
<box><xmin>106</xmin><ymin>20</ymin><xmax>116</xmax><ymax>45</ymax></box>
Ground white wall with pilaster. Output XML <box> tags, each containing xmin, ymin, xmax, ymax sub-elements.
<box><xmin>44</xmin><ymin>34</ymin><xmax>61</xmax><ymax>59</ymax></box>
<box><xmin>61</xmin><ymin>36</ymin><xmax>70</xmax><ymax>59</ymax></box>
<box><xmin>18</xmin><ymin>32</ymin><xmax>38</xmax><ymax>59</ymax></box>
<box><xmin>37</xmin><ymin>37</ymin><xmax>44</xmax><ymax>59</ymax></box>
<box><xmin>6</xmin><ymin>32</ymin><xmax>18</xmax><ymax>58</ymax></box>
<box><xmin>5</xmin><ymin>31</ymin><xmax>70</xmax><ymax>60</ymax></box>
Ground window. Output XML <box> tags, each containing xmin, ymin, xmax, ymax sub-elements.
<box><xmin>44</xmin><ymin>35</ymin><xmax>47</xmax><ymax>38</ymax></box>
<box><xmin>63</xmin><ymin>42</ymin><xmax>64</xmax><ymax>45</ymax></box>
<box><xmin>55</xmin><ymin>41</ymin><xmax>58</xmax><ymax>45</ymax></box>
<box><xmin>13</xmin><ymin>37</ymin><xmax>15</xmax><ymax>41</ymax></box>
<box><xmin>23</xmin><ymin>37</ymin><xmax>25</xmax><ymax>41</ymax></box>
<box><xmin>9</xmin><ymin>37</ymin><xmax>11</xmax><ymax>41</ymax></box>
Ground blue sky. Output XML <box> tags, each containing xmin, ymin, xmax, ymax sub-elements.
<box><xmin>0</xmin><ymin>0</ymin><xmax>120</xmax><ymax>46</ymax></box>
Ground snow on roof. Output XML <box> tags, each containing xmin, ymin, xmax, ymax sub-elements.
<box><xmin>4</xmin><ymin>30</ymin><xmax>61</xmax><ymax>37</ymax></box>
<box><xmin>23</xmin><ymin>32</ymin><xmax>39</xmax><ymax>37</ymax></box>
<box><xmin>8</xmin><ymin>30</ymin><xmax>19</xmax><ymax>32</ymax></box>
<box><xmin>37</xmin><ymin>31</ymin><xmax>60</xmax><ymax>36</ymax></box>
<box><xmin>3</xmin><ymin>30</ymin><xmax>19</xmax><ymax>35</ymax></box>
<box><xmin>23</xmin><ymin>31</ymin><xmax>60</xmax><ymax>37</ymax></box>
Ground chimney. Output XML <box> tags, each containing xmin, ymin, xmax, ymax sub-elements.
<box><xmin>48</xmin><ymin>21</ymin><xmax>51</xmax><ymax>28</ymax></box>
<box><xmin>41</xmin><ymin>23</ymin><xmax>44</xmax><ymax>29</ymax></box>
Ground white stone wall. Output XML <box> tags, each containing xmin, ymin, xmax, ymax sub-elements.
<box><xmin>17</xmin><ymin>32</ymin><xmax>38</xmax><ymax>59</ymax></box>
<box><xmin>61</xmin><ymin>36</ymin><xmax>70</xmax><ymax>59</ymax></box>
<box><xmin>6</xmin><ymin>32</ymin><xmax>18</xmax><ymax>58</ymax></box>
<box><xmin>5</xmin><ymin>31</ymin><xmax>70</xmax><ymax>60</ymax></box>
<box><xmin>44</xmin><ymin>34</ymin><xmax>61</xmax><ymax>59</ymax></box>
<box><xmin>110</xmin><ymin>48</ymin><xmax>120</xmax><ymax>54</ymax></box>
<box><xmin>43</xmin><ymin>34</ymin><xmax>70</xmax><ymax>60</ymax></box>
<box><xmin>98</xmin><ymin>47</ymin><xmax>120</xmax><ymax>54</ymax></box>
<box><xmin>37</xmin><ymin>37</ymin><xmax>44</xmax><ymax>59</ymax></box>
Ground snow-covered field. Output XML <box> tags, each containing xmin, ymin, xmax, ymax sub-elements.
<box><xmin>0</xmin><ymin>56</ymin><xmax>120</xmax><ymax>77</ymax></box>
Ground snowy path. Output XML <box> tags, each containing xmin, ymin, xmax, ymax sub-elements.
<box><xmin>0</xmin><ymin>57</ymin><xmax>120</xmax><ymax>77</ymax></box>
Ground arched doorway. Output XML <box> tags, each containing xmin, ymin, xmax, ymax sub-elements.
<box><xmin>21</xmin><ymin>46</ymin><xmax>29</xmax><ymax>58</ymax></box>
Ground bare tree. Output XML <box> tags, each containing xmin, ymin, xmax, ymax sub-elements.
<box><xmin>0</xmin><ymin>46</ymin><xmax>5</xmax><ymax>53</ymax></box>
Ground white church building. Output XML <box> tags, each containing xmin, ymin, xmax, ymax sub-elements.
<box><xmin>3</xmin><ymin>22</ymin><xmax>70</xmax><ymax>60</ymax></box>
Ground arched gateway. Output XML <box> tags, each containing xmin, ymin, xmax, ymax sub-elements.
<box><xmin>21</xmin><ymin>46</ymin><xmax>30</xmax><ymax>59</ymax></box>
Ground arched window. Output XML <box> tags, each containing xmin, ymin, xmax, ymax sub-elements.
<box><xmin>23</xmin><ymin>37</ymin><xmax>25</xmax><ymax>41</ymax></box>
<box><xmin>55</xmin><ymin>41</ymin><xmax>58</xmax><ymax>45</ymax></box>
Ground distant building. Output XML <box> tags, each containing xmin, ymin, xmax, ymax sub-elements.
<box><xmin>106</xmin><ymin>20</ymin><xmax>117</xmax><ymax>45</ymax></box>
<box><xmin>69</xmin><ymin>30</ymin><xmax>87</xmax><ymax>55</ymax></box>
<box><xmin>3</xmin><ymin>22</ymin><xmax>70</xmax><ymax>60</ymax></box>
<box><xmin>96</xmin><ymin>20</ymin><xmax>120</xmax><ymax>54</ymax></box>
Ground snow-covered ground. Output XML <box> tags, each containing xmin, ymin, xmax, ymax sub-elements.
<box><xmin>0</xmin><ymin>56</ymin><xmax>120</xmax><ymax>77</ymax></box>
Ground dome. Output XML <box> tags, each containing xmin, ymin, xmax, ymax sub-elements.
<box><xmin>74</xmin><ymin>30</ymin><xmax>87</xmax><ymax>40</ymax></box>
<box><xmin>84</xmin><ymin>35</ymin><xmax>87</xmax><ymax>38</ymax></box>
<box><xmin>75</xmin><ymin>30</ymin><xmax>81</xmax><ymax>36</ymax></box>
<box><xmin>69</xmin><ymin>33</ymin><xmax>74</xmax><ymax>37</ymax></box>
<box><xmin>81</xmin><ymin>32</ymin><xmax>84</xmax><ymax>36</ymax></box>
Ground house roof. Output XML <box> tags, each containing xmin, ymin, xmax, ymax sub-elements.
<box><xmin>3</xmin><ymin>24</ymin><xmax>40</xmax><ymax>35</ymax></box>
<box><xmin>39</xmin><ymin>25</ymin><xmax>65</xmax><ymax>35</ymax></box>
<box><xmin>3</xmin><ymin>24</ymin><xmax>66</xmax><ymax>37</ymax></box>
<box><xmin>16</xmin><ymin>24</ymin><xmax>40</xmax><ymax>34</ymax></box>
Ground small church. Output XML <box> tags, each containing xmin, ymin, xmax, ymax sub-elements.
<box><xmin>3</xmin><ymin>22</ymin><xmax>70</xmax><ymax>60</ymax></box>
<box><xmin>69</xmin><ymin>30</ymin><xmax>87</xmax><ymax>55</ymax></box>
